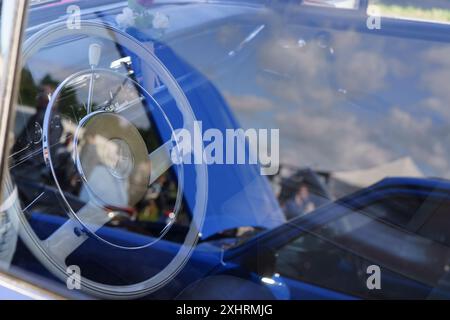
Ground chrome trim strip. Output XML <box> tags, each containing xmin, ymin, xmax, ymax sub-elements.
<box><xmin>0</xmin><ymin>271</ymin><xmax>65</xmax><ymax>300</ymax></box>
<box><xmin>0</xmin><ymin>0</ymin><xmax>29</xmax><ymax>189</ymax></box>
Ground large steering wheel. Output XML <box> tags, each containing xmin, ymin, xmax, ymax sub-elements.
<box><xmin>5</xmin><ymin>21</ymin><xmax>207</xmax><ymax>299</ymax></box>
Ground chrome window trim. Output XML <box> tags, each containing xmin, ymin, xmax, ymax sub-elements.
<box><xmin>0</xmin><ymin>270</ymin><xmax>65</xmax><ymax>300</ymax></box>
<box><xmin>0</xmin><ymin>0</ymin><xmax>29</xmax><ymax>187</ymax></box>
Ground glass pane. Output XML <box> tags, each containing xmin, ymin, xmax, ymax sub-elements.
<box><xmin>1</xmin><ymin>0</ymin><xmax>450</xmax><ymax>300</ymax></box>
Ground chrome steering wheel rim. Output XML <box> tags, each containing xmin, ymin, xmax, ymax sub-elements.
<box><xmin>7</xmin><ymin>20</ymin><xmax>208</xmax><ymax>299</ymax></box>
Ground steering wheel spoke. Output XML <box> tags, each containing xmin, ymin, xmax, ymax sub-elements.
<box><xmin>43</xmin><ymin>202</ymin><xmax>110</xmax><ymax>264</ymax></box>
<box><xmin>148</xmin><ymin>140</ymin><xmax>174</xmax><ymax>186</ymax></box>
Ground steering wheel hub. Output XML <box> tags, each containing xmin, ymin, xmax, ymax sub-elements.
<box><xmin>106</xmin><ymin>138</ymin><xmax>134</xmax><ymax>179</ymax></box>
<box><xmin>74</xmin><ymin>112</ymin><xmax>151</xmax><ymax>207</ymax></box>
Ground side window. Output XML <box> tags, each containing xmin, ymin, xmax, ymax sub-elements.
<box><xmin>275</xmin><ymin>196</ymin><xmax>450</xmax><ymax>299</ymax></box>
<box><xmin>418</xmin><ymin>199</ymin><xmax>450</xmax><ymax>247</ymax></box>
<box><xmin>275</xmin><ymin>231</ymin><xmax>430</xmax><ymax>299</ymax></box>
<box><xmin>358</xmin><ymin>195</ymin><xmax>424</xmax><ymax>227</ymax></box>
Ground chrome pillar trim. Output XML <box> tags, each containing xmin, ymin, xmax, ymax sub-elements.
<box><xmin>0</xmin><ymin>0</ymin><xmax>29</xmax><ymax>189</ymax></box>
